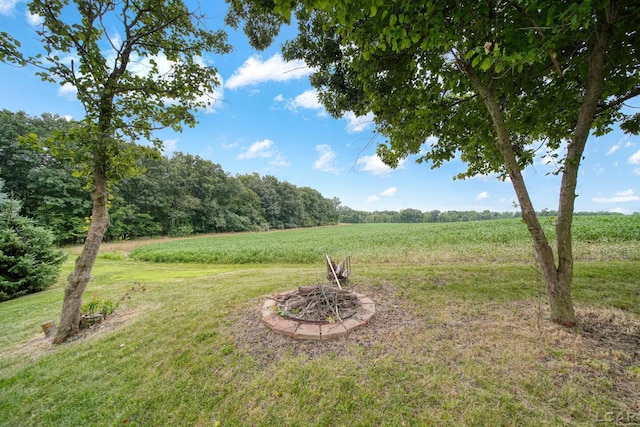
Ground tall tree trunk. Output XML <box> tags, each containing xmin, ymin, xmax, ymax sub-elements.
<box><xmin>462</xmin><ymin>9</ymin><xmax>611</xmax><ymax>326</ymax></box>
<box><xmin>551</xmin><ymin>17</ymin><xmax>610</xmax><ymax>326</ymax></box>
<box><xmin>464</xmin><ymin>63</ymin><xmax>575</xmax><ymax>326</ymax></box>
<box><xmin>53</xmin><ymin>161</ymin><xmax>109</xmax><ymax>344</ymax></box>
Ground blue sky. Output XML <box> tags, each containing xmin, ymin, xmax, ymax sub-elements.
<box><xmin>1</xmin><ymin>0</ymin><xmax>639</xmax><ymax>214</ymax></box>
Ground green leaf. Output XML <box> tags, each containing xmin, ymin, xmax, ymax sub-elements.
<box><xmin>479</xmin><ymin>57</ymin><xmax>493</xmax><ymax>71</ymax></box>
<box><xmin>273</xmin><ymin>4</ymin><xmax>291</xmax><ymax>21</ymax></box>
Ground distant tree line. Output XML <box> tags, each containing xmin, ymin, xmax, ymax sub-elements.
<box><xmin>336</xmin><ymin>206</ymin><xmax>621</xmax><ymax>224</ymax></box>
<box><xmin>336</xmin><ymin>207</ymin><xmax>516</xmax><ymax>223</ymax></box>
<box><xmin>0</xmin><ymin>110</ymin><xmax>339</xmax><ymax>244</ymax></box>
<box><xmin>0</xmin><ymin>110</ymin><xmax>623</xmax><ymax>245</ymax></box>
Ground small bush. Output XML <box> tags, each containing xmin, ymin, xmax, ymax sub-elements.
<box><xmin>81</xmin><ymin>293</ymin><xmax>116</xmax><ymax>317</ymax></box>
<box><xmin>81</xmin><ymin>283</ymin><xmax>147</xmax><ymax>319</ymax></box>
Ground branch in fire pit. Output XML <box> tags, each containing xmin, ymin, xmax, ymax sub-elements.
<box><xmin>271</xmin><ymin>285</ymin><xmax>360</xmax><ymax>323</ymax></box>
<box><xmin>326</xmin><ymin>254</ymin><xmax>351</xmax><ymax>288</ymax></box>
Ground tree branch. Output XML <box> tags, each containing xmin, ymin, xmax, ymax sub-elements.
<box><xmin>596</xmin><ymin>87</ymin><xmax>640</xmax><ymax>115</ymax></box>
<box><xmin>504</xmin><ymin>0</ymin><xmax>564</xmax><ymax>77</ymax></box>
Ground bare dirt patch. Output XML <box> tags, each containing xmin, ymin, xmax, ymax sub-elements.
<box><xmin>67</xmin><ymin>307</ymin><xmax>142</xmax><ymax>342</ymax></box>
<box><xmin>2</xmin><ymin>308</ymin><xmax>142</xmax><ymax>363</ymax></box>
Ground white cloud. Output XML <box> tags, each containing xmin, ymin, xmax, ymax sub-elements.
<box><xmin>380</xmin><ymin>187</ymin><xmax>397</xmax><ymax>197</ymax></box>
<box><xmin>633</xmin><ymin>168</ymin><xmax>640</xmax><ymax>176</ymax></box>
<box><xmin>357</xmin><ymin>154</ymin><xmax>407</xmax><ymax>176</ymax></box>
<box><xmin>475</xmin><ymin>191</ymin><xmax>489</xmax><ymax>201</ymax></box>
<box><xmin>313</xmin><ymin>144</ymin><xmax>338</xmax><ymax>173</ymax></box>
<box><xmin>275</xmin><ymin>89</ymin><xmax>325</xmax><ymax>115</ymax></box>
<box><xmin>606</xmin><ymin>143</ymin><xmax>621</xmax><ymax>155</ymax></box>
<box><xmin>615</xmin><ymin>189</ymin><xmax>636</xmax><ymax>197</ymax></box>
<box><xmin>291</xmin><ymin>90</ymin><xmax>323</xmax><ymax>110</ymax></box>
<box><xmin>238</xmin><ymin>139</ymin><xmax>290</xmax><ymax>167</ymax></box>
<box><xmin>26</xmin><ymin>11</ymin><xmax>43</xmax><ymax>26</ymax></box>
<box><xmin>226</xmin><ymin>53</ymin><xmax>313</xmax><ymax>90</ymax></box>
<box><xmin>58</xmin><ymin>82</ymin><xmax>77</xmax><ymax>98</ymax></box>
<box><xmin>239</xmin><ymin>139</ymin><xmax>275</xmax><ymax>159</ymax></box>
<box><xmin>592</xmin><ymin>189</ymin><xmax>640</xmax><ymax>203</ymax></box>
<box><xmin>0</xmin><ymin>0</ymin><xmax>18</xmax><ymax>15</ymax></box>
<box><xmin>343</xmin><ymin>111</ymin><xmax>375</xmax><ymax>133</ymax></box>
<box><xmin>162</xmin><ymin>138</ymin><xmax>179</xmax><ymax>155</ymax></box>
<box><xmin>609</xmin><ymin>135</ymin><xmax>633</xmax><ymax>156</ymax></box>
<box><xmin>367</xmin><ymin>187</ymin><xmax>397</xmax><ymax>205</ymax></box>
<box><xmin>629</xmin><ymin>149</ymin><xmax>640</xmax><ymax>165</ymax></box>
<box><xmin>425</xmin><ymin>136</ymin><xmax>439</xmax><ymax>147</ymax></box>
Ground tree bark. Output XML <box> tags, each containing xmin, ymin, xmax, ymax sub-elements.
<box><xmin>551</xmin><ymin>18</ymin><xmax>610</xmax><ymax>326</ymax></box>
<box><xmin>53</xmin><ymin>160</ymin><xmax>110</xmax><ymax>344</ymax></box>
<box><xmin>463</xmin><ymin>63</ymin><xmax>575</xmax><ymax>326</ymax></box>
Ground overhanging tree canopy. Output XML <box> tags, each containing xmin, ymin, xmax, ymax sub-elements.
<box><xmin>227</xmin><ymin>0</ymin><xmax>640</xmax><ymax>326</ymax></box>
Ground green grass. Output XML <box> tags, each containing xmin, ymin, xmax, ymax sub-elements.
<box><xmin>1</xmin><ymin>216</ymin><xmax>639</xmax><ymax>426</ymax></box>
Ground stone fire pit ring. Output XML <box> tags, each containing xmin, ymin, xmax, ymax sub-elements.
<box><xmin>261</xmin><ymin>290</ymin><xmax>376</xmax><ymax>341</ymax></box>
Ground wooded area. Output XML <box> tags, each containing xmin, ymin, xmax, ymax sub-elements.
<box><xmin>0</xmin><ymin>109</ymin><xmax>340</xmax><ymax>244</ymax></box>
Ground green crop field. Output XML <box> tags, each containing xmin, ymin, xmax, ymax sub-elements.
<box><xmin>1</xmin><ymin>216</ymin><xmax>639</xmax><ymax>426</ymax></box>
<box><xmin>129</xmin><ymin>215</ymin><xmax>640</xmax><ymax>265</ymax></box>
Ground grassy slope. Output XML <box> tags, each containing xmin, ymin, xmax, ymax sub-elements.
<box><xmin>0</xmin><ymin>217</ymin><xmax>638</xmax><ymax>426</ymax></box>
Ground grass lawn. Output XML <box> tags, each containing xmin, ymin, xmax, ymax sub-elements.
<box><xmin>0</xmin><ymin>217</ymin><xmax>639</xmax><ymax>426</ymax></box>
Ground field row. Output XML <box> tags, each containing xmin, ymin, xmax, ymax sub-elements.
<box><xmin>129</xmin><ymin>216</ymin><xmax>640</xmax><ymax>264</ymax></box>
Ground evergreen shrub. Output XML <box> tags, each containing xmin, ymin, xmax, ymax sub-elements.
<box><xmin>0</xmin><ymin>186</ymin><xmax>67</xmax><ymax>301</ymax></box>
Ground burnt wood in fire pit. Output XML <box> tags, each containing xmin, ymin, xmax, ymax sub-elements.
<box><xmin>271</xmin><ymin>285</ymin><xmax>360</xmax><ymax>323</ymax></box>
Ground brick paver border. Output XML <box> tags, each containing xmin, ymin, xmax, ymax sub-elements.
<box><xmin>261</xmin><ymin>290</ymin><xmax>376</xmax><ymax>341</ymax></box>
